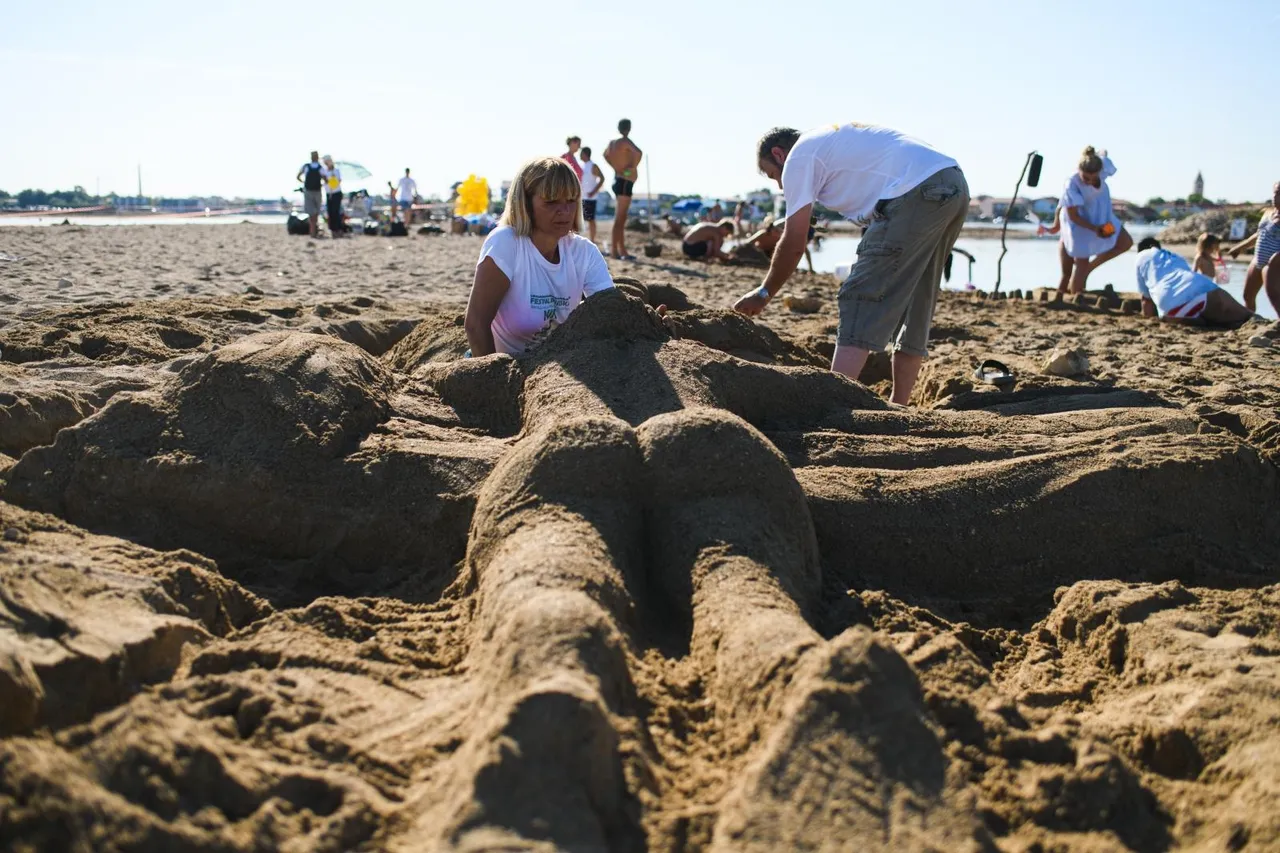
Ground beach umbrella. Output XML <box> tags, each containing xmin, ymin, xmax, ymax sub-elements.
<box><xmin>672</xmin><ymin>198</ymin><xmax>703</xmax><ymax>213</ymax></box>
<box><xmin>333</xmin><ymin>161</ymin><xmax>372</xmax><ymax>180</ymax></box>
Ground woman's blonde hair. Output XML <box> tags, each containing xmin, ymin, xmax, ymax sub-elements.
<box><xmin>1078</xmin><ymin>146</ymin><xmax>1104</xmax><ymax>174</ymax></box>
<box><xmin>501</xmin><ymin>157</ymin><xmax>583</xmax><ymax>236</ymax></box>
<box><xmin>1196</xmin><ymin>232</ymin><xmax>1220</xmax><ymax>254</ymax></box>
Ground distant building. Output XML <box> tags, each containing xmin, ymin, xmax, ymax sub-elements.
<box><xmin>974</xmin><ymin>195</ymin><xmax>1032</xmax><ymax>220</ymax></box>
<box><xmin>1193</xmin><ymin>171</ymin><xmax>1204</xmax><ymax>198</ymax></box>
<box><xmin>1031</xmin><ymin>197</ymin><xmax>1059</xmax><ymax>217</ymax></box>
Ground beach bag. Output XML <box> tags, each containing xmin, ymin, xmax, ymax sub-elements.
<box><xmin>286</xmin><ymin>214</ymin><xmax>310</xmax><ymax>235</ymax></box>
<box><xmin>389</xmin><ymin>221</ymin><xmax>408</xmax><ymax>237</ymax></box>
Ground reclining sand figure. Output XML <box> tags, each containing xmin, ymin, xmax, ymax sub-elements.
<box><xmin>420</xmin><ymin>407</ymin><xmax>986</xmax><ymax>851</ymax></box>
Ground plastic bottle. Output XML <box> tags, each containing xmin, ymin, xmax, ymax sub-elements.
<box><xmin>1215</xmin><ymin>256</ymin><xmax>1230</xmax><ymax>285</ymax></box>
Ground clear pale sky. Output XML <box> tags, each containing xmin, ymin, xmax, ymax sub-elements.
<box><xmin>4</xmin><ymin>0</ymin><xmax>1276</xmax><ymax>204</ymax></box>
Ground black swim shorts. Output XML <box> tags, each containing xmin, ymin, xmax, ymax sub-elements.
<box><xmin>582</xmin><ymin>199</ymin><xmax>597</xmax><ymax>221</ymax></box>
<box><xmin>681</xmin><ymin>240</ymin><xmax>709</xmax><ymax>259</ymax></box>
<box><xmin>612</xmin><ymin>178</ymin><xmax>635</xmax><ymax>197</ymax></box>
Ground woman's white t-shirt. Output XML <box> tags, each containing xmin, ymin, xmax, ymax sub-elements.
<box><xmin>477</xmin><ymin>226</ymin><xmax>614</xmax><ymax>354</ymax></box>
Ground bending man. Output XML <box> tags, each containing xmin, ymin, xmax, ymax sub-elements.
<box><xmin>734</xmin><ymin>124</ymin><xmax>967</xmax><ymax>405</ymax></box>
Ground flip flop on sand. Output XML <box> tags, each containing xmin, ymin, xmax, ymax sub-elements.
<box><xmin>973</xmin><ymin>358</ymin><xmax>1017</xmax><ymax>388</ymax></box>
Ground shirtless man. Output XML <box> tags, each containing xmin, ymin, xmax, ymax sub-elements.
<box><xmin>681</xmin><ymin>219</ymin><xmax>735</xmax><ymax>262</ymax></box>
<box><xmin>604</xmin><ymin>118</ymin><xmax>642</xmax><ymax>260</ymax></box>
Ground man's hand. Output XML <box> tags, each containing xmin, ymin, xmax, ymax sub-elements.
<box><xmin>733</xmin><ymin>289</ymin><xmax>770</xmax><ymax>316</ymax></box>
<box><xmin>1229</xmin><ymin>246</ymin><xmax>1242</xmax><ymax>259</ymax></box>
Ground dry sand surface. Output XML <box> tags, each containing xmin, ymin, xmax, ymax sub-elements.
<box><xmin>2</xmin><ymin>223</ymin><xmax>1280</xmax><ymax>852</ymax></box>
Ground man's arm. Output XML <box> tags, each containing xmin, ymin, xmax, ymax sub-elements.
<box><xmin>732</xmin><ymin>204</ymin><xmax>812</xmax><ymax>316</ymax></box>
<box><xmin>296</xmin><ymin>167</ymin><xmax>305</xmax><ymax>182</ymax></box>
<box><xmin>603</xmin><ymin>141</ymin><xmax>620</xmax><ymax>171</ymax></box>
<box><xmin>1141</xmin><ymin>297</ymin><xmax>1157</xmax><ymax>318</ymax></box>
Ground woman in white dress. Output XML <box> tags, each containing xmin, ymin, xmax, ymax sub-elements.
<box><xmin>1061</xmin><ymin>146</ymin><xmax>1133</xmax><ymax>294</ymax></box>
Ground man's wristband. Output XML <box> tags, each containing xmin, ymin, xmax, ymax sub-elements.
<box><xmin>756</xmin><ymin>285</ymin><xmax>772</xmax><ymax>301</ymax></box>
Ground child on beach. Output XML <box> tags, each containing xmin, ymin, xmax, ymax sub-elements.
<box><xmin>1061</xmin><ymin>147</ymin><xmax>1133</xmax><ymax>294</ymax></box>
<box><xmin>1193</xmin><ymin>232</ymin><xmax>1223</xmax><ymax>279</ymax></box>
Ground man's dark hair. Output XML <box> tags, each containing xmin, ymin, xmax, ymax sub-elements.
<box><xmin>1137</xmin><ymin>236</ymin><xmax>1161</xmax><ymax>251</ymax></box>
<box><xmin>405</xmin><ymin>168</ymin><xmax>411</xmax><ymax>174</ymax></box>
<box><xmin>618</xmin><ymin>118</ymin><xmax>631</xmax><ymax>134</ymax></box>
<box><xmin>566</xmin><ymin>135</ymin><xmax>581</xmax><ymax>146</ymax></box>
<box><xmin>757</xmin><ymin>127</ymin><xmax>801</xmax><ymax>162</ymax></box>
<box><xmin>581</xmin><ymin>146</ymin><xmax>592</xmax><ymax>159</ymax></box>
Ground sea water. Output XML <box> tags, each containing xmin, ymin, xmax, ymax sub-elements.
<box><xmin>808</xmin><ymin>226</ymin><xmax>1277</xmax><ymax>320</ymax></box>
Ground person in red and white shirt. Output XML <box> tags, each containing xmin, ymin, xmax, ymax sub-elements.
<box><xmin>562</xmin><ymin>136</ymin><xmax>583</xmax><ymax>181</ymax></box>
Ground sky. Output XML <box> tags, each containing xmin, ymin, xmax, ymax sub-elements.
<box><xmin>3</xmin><ymin>0</ymin><xmax>1277</xmax><ymax>205</ymax></box>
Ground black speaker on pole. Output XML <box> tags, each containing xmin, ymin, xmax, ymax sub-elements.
<box><xmin>1027</xmin><ymin>154</ymin><xmax>1044</xmax><ymax>188</ymax></box>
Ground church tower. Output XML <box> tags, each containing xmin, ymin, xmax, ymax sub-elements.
<box><xmin>1193</xmin><ymin>171</ymin><xmax>1204</xmax><ymax>198</ymax></box>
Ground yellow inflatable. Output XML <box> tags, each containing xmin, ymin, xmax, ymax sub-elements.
<box><xmin>454</xmin><ymin>175</ymin><xmax>490</xmax><ymax>217</ymax></box>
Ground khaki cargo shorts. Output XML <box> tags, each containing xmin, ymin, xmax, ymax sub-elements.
<box><xmin>837</xmin><ymin>166</ymin><xmax>969</xmax><ymax>357</ymax></box>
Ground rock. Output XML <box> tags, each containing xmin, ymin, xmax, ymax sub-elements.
<box><xmin>1042</xmin><ymin>347</ymin><xmax>1090</xmax><ymax>377</ymax></box>
<box><xmin>781</xmin><ymin>295</ymin><xmax>824</xmax><ymax>314</ymax></box>
<box><xmin>1248</xmin><ymin>336</ymin><xmax>1273</xmax><ymax>349</ymax></box>
<box><xmin>244</xmin><ymin>285</ymin><xmax>264</xmax><ymax>295</ymax></box>
<box><xmin>56</xmin><ymin>278</ymin><xmax>72</xmax><ymax>289</ymax></box>
<box><xmin>3</xmin><ymin>527</ymin><xmax>19</xmax><ymax>541</ymax></box>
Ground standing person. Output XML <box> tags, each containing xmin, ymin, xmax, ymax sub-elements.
<box><xmin>562</xmin><ymin>136</ymin><xmax>583</xmax><ymax>180</ymax></box>
<box><xmin>604</xmin><ymin>118</ymin><xmax>642</xmax><ymax>260</ymax></box>
<box><xmin>579</xmin><ymin>146</ymin><xmax>606</xmax><ymax>245</ymax></box>
<box><xmin>296</xmin><ymin>150</ymin><xmax>325</xmax><ymax>238</ymax></box>
<box><xmin>397</xmin><ymin>168</ymin><xmax>418</xmax><ymax>231</ymax></box>
<box><xmin>1228</xmin><ymin>181</ymin><xmax>1279</xmax><ymax>313</ymax></box>
<box><xmin>1060</xmin><ymin>147</ymin><xmax>1133</xmax><ymax>294</ymax></box>
<box><xmin>322</xmin><ymin>155</ymin><xmax>344</xmax><ymax>237</ymax></box>
<box><xmin>1134</xmin><ymin>237</ymin><xmax>1251</xmax><ymax>326</ymax></box>
<box><xmin>464</xmin><ymin>157</ymin><xmax>614</xmax><ymax>356</ymax></box>
<box><xmin>733</xmin><ymin>124</ymin><xmax>968</xmax><ymax>405</ymax></box>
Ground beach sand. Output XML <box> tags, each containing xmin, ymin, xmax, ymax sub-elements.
<box><xmin>2</xmin><ymin>223</ymin><xmax>1279</xmax><ymax>851</ymax></box>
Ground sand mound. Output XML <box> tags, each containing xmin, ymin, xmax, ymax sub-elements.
<box><xmin>3</xmin><ymin>225</ymin><xmax>1279</xmax><ymax>851</ymax></box>
<box><xmin>4</xmin><ymin>332</ymin><xmax>503</xmax><ymax>603</ymax></box>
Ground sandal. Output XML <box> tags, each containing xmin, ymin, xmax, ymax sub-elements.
<box><xmin>973</xmin><ymin>358</ymin><xmax>1017</xmax><ymax>388</ymax></box>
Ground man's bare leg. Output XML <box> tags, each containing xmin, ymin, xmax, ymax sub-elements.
<box><xmin>1243</xmin><ymin>262</ymin><xmax>1262</xmax><ymax>312</ymax></box>
<box><xmin>588</xmin><ymin>219</ymin><xmax>597</xmax><ymax>244</ymax></box>
<box><xmin>890</xmin><ymin>351</ymin><xmax>924</xmax><ymax>405</ymax></box>
<box><xmin>309</xmin><ymin>213</ymin><xmax>318</xmax><ymax>238</ymax></box>
<box><xmin>613</xmin><ymin>196</ymin><xmax>632</xmax><ymax>257</ymax></box>
<box><xmin>1202</xmin><ymin>289</ymin><xmax>1253</xmax><ymax>328</ymax></box>
<box><xmin>831</xmin><ymin>344</ymin><xmax>869</xmax><ymax>382</ymax></box>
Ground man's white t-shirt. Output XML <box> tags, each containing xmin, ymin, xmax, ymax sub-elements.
<box><xmin>397</xmin><ymin>176</ymin><xmax>417</xmax><ymax>203</ymax></box>
<box><xmin>1134</xmin><ymin>248</ymin><xmax>1217</xmax><ymax>317</ymax></box>
<box><xmin>780</xmin><ymin>123</ymin><xmax>957</xmax><ymax>224</ymax></box>
<box><xmin>477</xmin><ymin>226</ymin><xmax>614</xmax><ymax>354</ymax></box>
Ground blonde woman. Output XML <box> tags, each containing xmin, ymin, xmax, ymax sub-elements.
<box><xmin>464</xmin><ymin>157</ymin><xmax>614</xmax><ymax>356</ymax></box>
<box><xmin>1062</xmin><ymin>146</ymin><xmax>1133</xmax><ymax>293</ymax></box>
